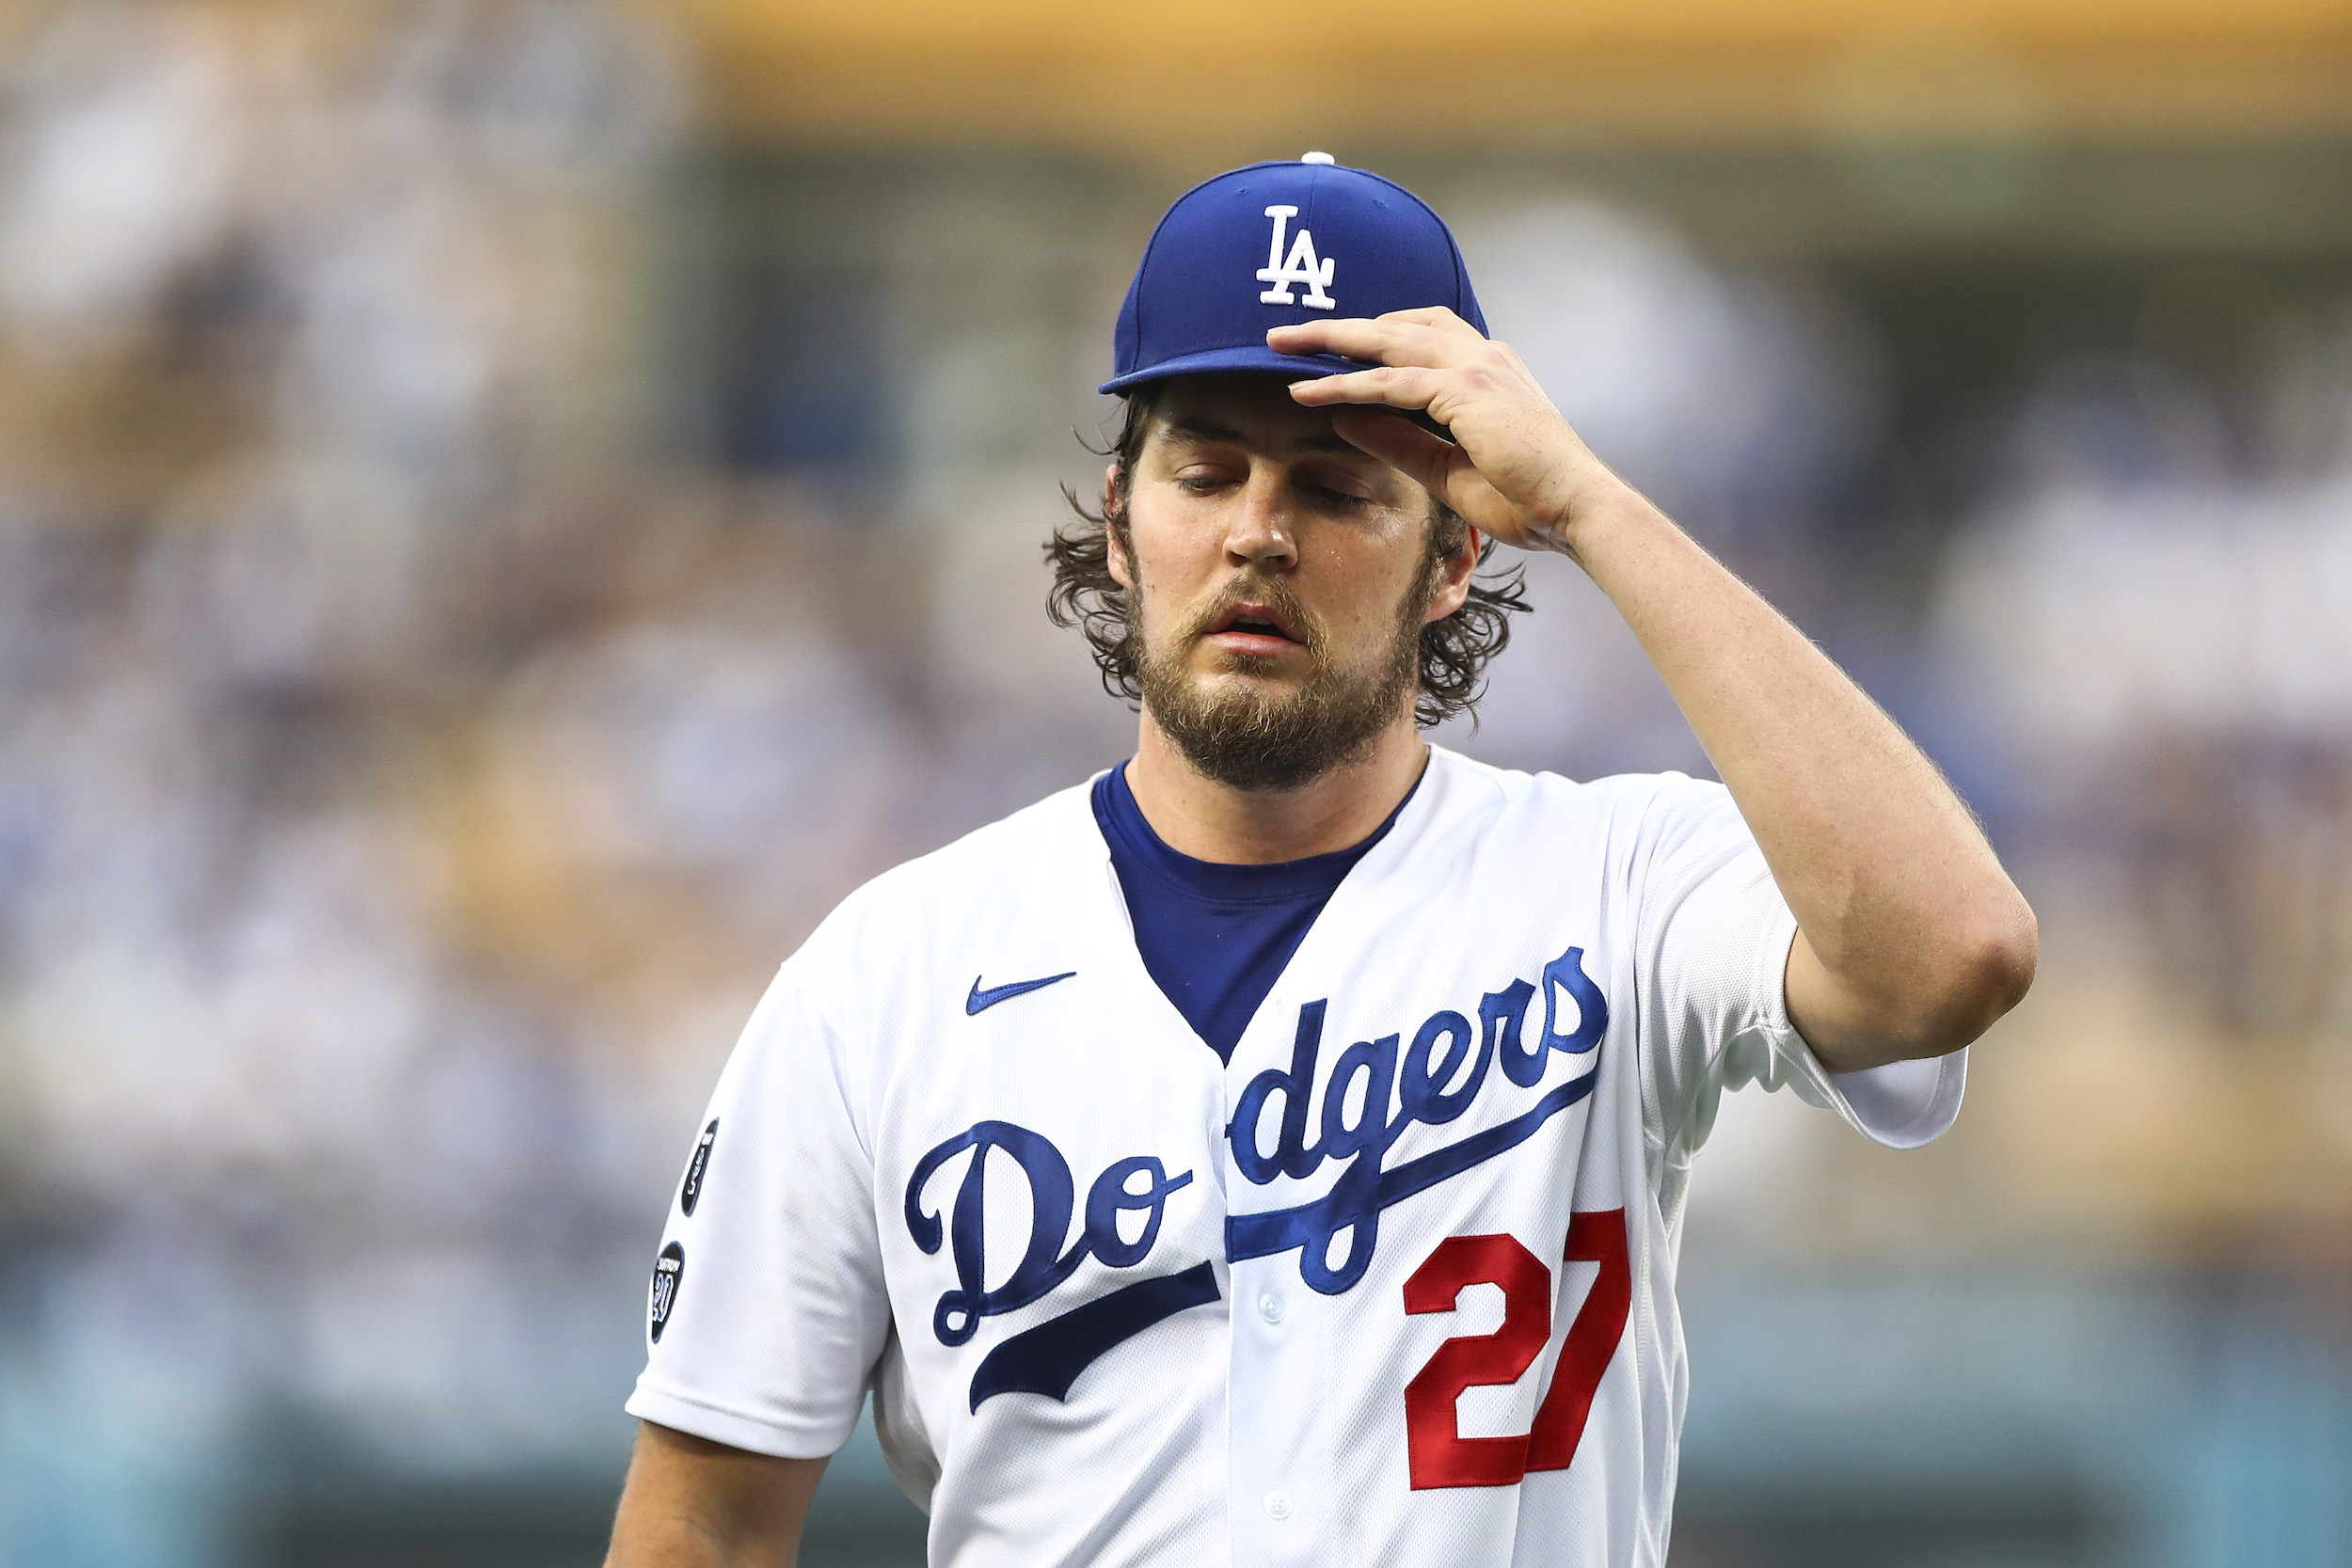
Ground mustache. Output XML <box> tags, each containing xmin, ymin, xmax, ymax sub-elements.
<box><xmin>1178</xmin><ymin>576</ymin><xmax>1327</xmax><ymax>655</ymax></box>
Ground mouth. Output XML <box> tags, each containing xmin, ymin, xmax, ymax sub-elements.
<box><xmin>1202</xmin><ymin>600</ymin><xmax>1308</xmax><ymax>657</ymax></box>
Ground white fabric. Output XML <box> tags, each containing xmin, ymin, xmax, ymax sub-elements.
<box><xmin>626</xmin><ymin>750</ymin><xmax>1965</xmax><ymax>1567</ymax></box>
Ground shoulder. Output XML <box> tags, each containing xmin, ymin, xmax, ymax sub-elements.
<box><xmin>779</xmin><ymin>772</ymin><xmax>1107</xmax><ymax>996</ymax></box>
<box><xmin>1419</xmin><ymin>746</ymin><xmax>1727</xmax><ymax>839</ymax></box>
<box><xmin>1409</xmin><ymin>750</ymin><xmax>1756</xmax><ymax>898</ymax></box>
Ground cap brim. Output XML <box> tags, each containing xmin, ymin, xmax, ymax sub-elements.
<box><xmin>1098</xmin><ymin>344</ymin><xmax>1365</xmax><ymax>396</ymax></box>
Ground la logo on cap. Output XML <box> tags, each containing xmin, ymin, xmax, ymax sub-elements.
<box><xmin>1254</xmin><ymin>151</ymin><xmax>1343</xmax><ymax>309</ymax></box>
<box><xmin>1257</xmin><ymin>206</ymin><xmax>1335</xmax><ymax>309</ymax></box>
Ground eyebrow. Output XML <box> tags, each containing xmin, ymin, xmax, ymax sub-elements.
<box><xmin>1164</xmin><ymin>415</ymin><xmax>1362</xmax><ymax>457</ymax></box>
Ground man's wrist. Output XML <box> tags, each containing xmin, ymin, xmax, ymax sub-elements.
<box><xmin>1540</xmin><ymin>474</ymin><xmax>1662</xmax><ymax>564</ymax></box>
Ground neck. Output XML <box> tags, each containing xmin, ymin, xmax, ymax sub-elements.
<box><xmin>1125</xmin><ymin>708</ymin><xmax>1429</xmax><ymax>863</ymax></box>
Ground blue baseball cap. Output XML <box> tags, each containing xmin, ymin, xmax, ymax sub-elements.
<box><xmin>1100</xmin><ymin>153</ymin><xmax>1486</xmax><ymax>395</ymax></box>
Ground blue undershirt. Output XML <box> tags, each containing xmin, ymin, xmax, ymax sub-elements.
<box><xmin>1091</xmin><ymin>762</ymin><xmax>1416</xmax><ymax>1064</ymax></box>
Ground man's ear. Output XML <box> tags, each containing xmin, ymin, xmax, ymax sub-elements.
<box><xmin>1104</xmin><ymin>464</ymin><xmax>1134</xmax><ymax>589</ymax></box>
<box><xmin>1423</xmin><ymin>525</ymin><xmax>1481</xmax><ymax>624</ymax></box>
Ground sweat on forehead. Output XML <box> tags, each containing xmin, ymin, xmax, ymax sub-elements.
<box><xmin>1148</xmin><ymin>378</ymin><xmax>1375</xmax><ymax>458</ymax></box>
<box><xmin>1139</xmin><ymin>374</ymin><xmax>1454</xmax><ymax>460</ymax></box>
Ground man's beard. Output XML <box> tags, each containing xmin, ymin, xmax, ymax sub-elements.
<box><xmin>1131</xmin><ymin>564</ymin><xmax>1436</xmax><ymax>794</ymax></box>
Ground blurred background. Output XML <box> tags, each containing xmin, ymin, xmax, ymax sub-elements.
<box><xmin>0</xmin><ymin>1</ymin><xmax>2348</xmax><ymax>1564</ymax></box>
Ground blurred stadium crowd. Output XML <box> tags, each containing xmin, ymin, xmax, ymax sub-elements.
<box><xmin>0</xmin><ymin>2</ymin><xmax>2346</xmax><ymax>1566</ymax></box>
<box><xmin>0</xmin><ymin>3</ymin><xmax>723</xmax><ymax>1554</ymax></box>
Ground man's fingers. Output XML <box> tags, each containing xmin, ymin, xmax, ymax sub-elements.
<box><xmin>1327</xmin><ymin>407</ymin><xmax>1456</xmax><ymax>494</ymax></box>
<box><xmin>1329</xmin><ymin>409</ymin><xmax>1519</xmax><ymax>537</ymax></box>
<box><xmin>1268</xmin><ymin>317</ymin><xmax>1482</xmax><ymax>370</ymax></box>
<box><xmin>1376</xmin><ymin>307</ymin><xmax>1484</xmax><ymax>339</ymax></box>
<box><xmin>1288</xmin><ymin>364</ymin><xmax>1442</xmax><ymax>412</ymax></box>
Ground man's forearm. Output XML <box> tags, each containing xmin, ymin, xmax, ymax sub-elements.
<box><xmin>605</xmin><ymin>1423</ymin><xmax>826</xmax><ymax>1568</ymax></box>
<box><xmin>1560</xmin><ymin>483</ymin><xmax>2036</xmax><ymax>1069</ymax></box>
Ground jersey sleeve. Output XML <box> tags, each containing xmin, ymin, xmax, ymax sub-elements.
<box><xmin>1627</xmin><ymin>774</ymin><xmax>1968</xmax><ymax>1168</ymax></box>
<box><xmin>624</xmin><ymin>964</ymin><xmax>890</xmax><ymax>1458</ymax></box>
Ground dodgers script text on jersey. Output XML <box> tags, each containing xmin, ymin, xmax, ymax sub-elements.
<box><xmin>627</xmin><ymin>750</ymin><xmax>1966</xmax><ymax>1568</ymax></box>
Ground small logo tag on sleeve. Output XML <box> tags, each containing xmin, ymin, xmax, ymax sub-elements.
<box><xmin>648</xmin><ymin>1242</ymin><xmax>685</xmax><ymax>1343</ymax></box>
<box><xmin>680</xmin><ymin>1119</ymin><xmax>718</xmax><ymax>1215</ymax></box>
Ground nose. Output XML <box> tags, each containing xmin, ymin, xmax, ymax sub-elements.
<box><xmin>1223</xmin><ymin>468</ymin><xmax>1298</xmax><ymax>574</ymax></box>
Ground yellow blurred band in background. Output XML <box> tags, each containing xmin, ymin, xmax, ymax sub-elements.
<box><xmin>677</xmin><ymin>0</ymin><xmax>2352</xmax><ymax>151</ymax></box>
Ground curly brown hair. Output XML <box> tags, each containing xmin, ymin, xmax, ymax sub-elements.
<box><xmin>1045</xmin><ymin>387</ymin><xmax>1532</xmax><ymax>729</ymax></box>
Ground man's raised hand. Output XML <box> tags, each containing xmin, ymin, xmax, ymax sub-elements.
<box><xmin>1269</xmin><ymin>308</ymin><xmax>1627</xmax><ymax>557</ymax></box>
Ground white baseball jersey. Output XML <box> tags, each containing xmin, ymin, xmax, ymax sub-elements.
<box><xmin>627</xmin><ymin>747</ymin><xmax>1965</xmax><ymax>1567</ymax></box>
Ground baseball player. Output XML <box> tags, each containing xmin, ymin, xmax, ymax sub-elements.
<box><xmin>604</xmin><ymin>156</ymin><xmax>2035</xmax><ymax>1568</ymax></box>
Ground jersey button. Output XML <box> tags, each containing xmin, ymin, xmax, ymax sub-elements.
<box><xmin>1263</xmin><ymin>1490</ymin><xmax>1295</xmax><ymax>1520</ymax></box>
<box><xmin>1257</xmin><ymin>1291</ymin><xmax>1285</xmax><ymax>1324</ymax></box>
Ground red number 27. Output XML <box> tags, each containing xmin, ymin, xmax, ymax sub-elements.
<box><xmin>1401</xmin><ymin>1211</ymin><xmax>1631</xmax><ymax>1490</ymax></box>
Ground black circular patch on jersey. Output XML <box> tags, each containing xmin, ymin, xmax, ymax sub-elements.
<box><xmin>648</xmin><ymin>1241</ymin><xmax>685</xmax><ymax>1343</ymax></box>
<box><xmin>680</xmin><ymin>1118</ymin><xmax>719</xmax><ymax>1216</ymax></box>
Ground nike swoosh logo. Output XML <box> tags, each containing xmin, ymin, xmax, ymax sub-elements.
<box><xmin>966</xmin><ymin>972</ymin><xmax>1077</xmax><ymax>1016</ymax></box>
